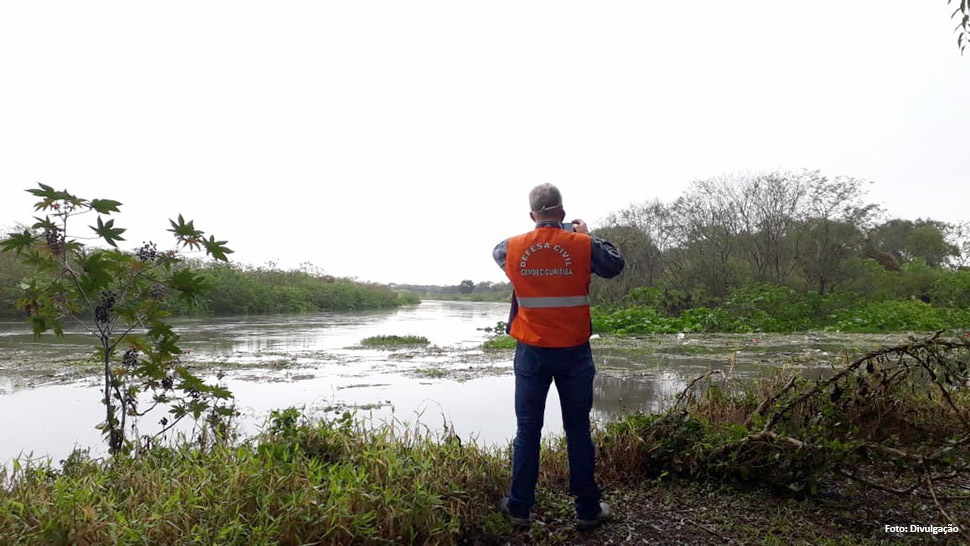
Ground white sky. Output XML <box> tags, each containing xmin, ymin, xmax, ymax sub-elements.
<box><xmin>1</xmin><ymin>1</ymin><xmax>967</xmax><ymax>285</ymax></box>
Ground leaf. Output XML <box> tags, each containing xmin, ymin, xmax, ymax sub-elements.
<box><xmin>168</xmin><ymin>269</ymin><xmax>207</xmax><ymax>301</ymax></box>
<box><xmin>168</xmin><ymin>214</ymin><xmax>204</xmax><ymax>244</ymax></box>
<box><xmin>207</xmin><ymin>385</ymin><xmax>233</xmax><ymax>399</ymax></box>
<box><xmin>26</xmin><ymin>183</ymin><xmax>56</xmax><ymax>198</ymax></box>
<box><xmin>0</xmin><ymin>230</ymin><xmax>37</xmax><ymax>255</ymax></box>
<box><xmin>122</xmin><ymin>335</ymin><xmax>152</xmax><ymax>353</ymax></box>
<box><xmin>90</xmin><ymin>199</ymin><xmax>123</xmax><ymax>215</ymax></box>
<box><xmin>31</xmin><ymin>216</ymin><xmax>57</xmax><ymax>231</ymax></box>
<box><xmin>202</xmin><ymin>235</ymin><xmax>233</xmax><ymax>261</ymax></box>
<box><xmin>90</xmin><ymin>216</ymin><xmax>127</xmax><ymax>247</ymax></box>
<box><xmin>175</xmin><ymin>367</ymin><xmax>205</xmax><ymax>391</ymax></box>
<box><xmin>80</xmin><ymin>252</ymin><xmax>113</xmax><ymax>292</ymax></box>
<box><xmin>30</xmin><ymin>316</ymin><xmax>48</xmax><ymax>337</ymax></box>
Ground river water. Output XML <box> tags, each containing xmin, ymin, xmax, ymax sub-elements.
<box><xmin>0</xmin><ymin>301</ymin><xmax>906</xmax><ymax>466</ymax></box>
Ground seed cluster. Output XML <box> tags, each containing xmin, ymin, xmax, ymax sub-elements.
<box><xmin>95</xmin><ymin>290</ymin><xmax>116</xmax><ymax>324</ymax></box>
<box><xmin>45</xmin><ymin>226</ymin><xmax>65</xmax><ymax>255</ymax></box>
<box><xmin>136</xmin><ymin>241</ymin><xmax>157</xmax><ymax>262</ymax></box>
<box><xmin>122</xmin><ymin>348</ymin><xmax>138</xmax><ymax>368</ymax></box>
<box><xmin>149</xmin><ymin>284</ymin><xmax>167</xmax><ymax>301</ymax></box>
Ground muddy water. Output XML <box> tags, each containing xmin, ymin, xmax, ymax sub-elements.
<box><xmin>0</xmin><ymin>301</ymin><xmax>909</xmax><ymax>466</ymax></box>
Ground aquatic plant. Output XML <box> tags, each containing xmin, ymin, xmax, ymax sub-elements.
<box><xmin>481</xmin><ymin>335</ymin><xmax>516</xmax><ymax>350</ymax></box>
<box><xmin>360</xmin><ymin>335</ymin><xmax>430</xmax><ymax>347</ymax></box>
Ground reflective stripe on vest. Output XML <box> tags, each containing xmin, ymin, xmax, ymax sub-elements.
<box><xmin>516</xmin><ymin>295</ymin><xmax>590</xmax><ymax>308</ymax></box>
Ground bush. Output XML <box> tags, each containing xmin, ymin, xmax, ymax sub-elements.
<box><xmin>930</xmin><ymin>269</ymin><xmax>970</xmax><ymax>308</ymax></box>
<box><xmin>829</xmin><ymin>299</ymin><xmax>970</xmax><ymax>332</ymax></box>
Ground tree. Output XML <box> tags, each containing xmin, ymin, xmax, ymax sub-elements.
<box><xmin>589</xmin><ymin>225</ymin><xmax>660</xmax><ymax>305</ymax></box>
<box><xmin>1</xmin><ymin>184</ymin><xmax>235</xmax><ymax>454</ymax></box>
<box><xmin>668</xmin><ymin>178</ymin><xmax>744</xmax><ymax>298</ymax></box>
<box><xmin>868</xmin><ymin>218</ymin><xmax>960</xmax><ymax>267</ymax></box>
<box><xmin>458</xmin><ymin>279</ymin><xmax>475</xmax><ymax>294</ymax></box>
<box><xmin>953</xmin><ymin>0</ymin><xmax>969</xmax><ymax>54</ymax></box>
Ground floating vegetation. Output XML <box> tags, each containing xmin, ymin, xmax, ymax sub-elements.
<box><xmin>359</xmin><ymin>335</ymin><xmax>431</xmax><ymax>347</ymax></box>
<box><xmin>481</xmin><ymin>335</ymin><xmax>516</xmax><ymax>350</ymax></box>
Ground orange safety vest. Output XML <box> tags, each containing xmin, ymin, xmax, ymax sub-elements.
<box><xmin>505</xmin><ymin>226</ymin><xmax>593</xmax><ymax>348</ymax></box>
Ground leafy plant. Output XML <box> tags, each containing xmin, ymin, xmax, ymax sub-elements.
<box><xmin>0</xmin><ymin>184</ymin><xmax>236</xmax><ymax>454</ymax></box>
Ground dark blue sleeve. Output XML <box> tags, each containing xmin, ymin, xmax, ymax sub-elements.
<box><xmin>493</xmin><ymin>239</ymin><xmax>508</xmax><ymax>270</ymax></box>
<box><xmin>590</xmin><ymin>235</ymin><xmax>625</xmax><ymax>279</ymax></box>
<box><xmin>493</xmin><ymin>239</ymin><xmax>515</xmax><ymax>334</ymax></box>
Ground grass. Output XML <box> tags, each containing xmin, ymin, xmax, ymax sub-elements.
<box><xmin>0</xmin><ymin>411</ymin><xmax>511</xmax><ymax>545</ymax></box>
<box><xmin>481</xmin><ymin>336</ymin><xmax>516</xmax><ymax>350</ymax></box>
<box><xmin>359</xmin><ymin>335</ymin><xmax>430</xmax><ymax>347</ymax></box>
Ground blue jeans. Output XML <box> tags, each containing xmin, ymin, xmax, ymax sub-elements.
<box><xmin>507</xmin><ymin>341</ymin><xmax>601</xmax><ymax>519</ymax></box>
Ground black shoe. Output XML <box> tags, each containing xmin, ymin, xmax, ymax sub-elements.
<box><xmin>499</xmin><ymin>497</ymin><xmax>531</xmax><ymax>527</ymax></box>
<box><xmin>577</xmin><ymin>502</ymin><xmax>612</xmax><ymax>530</ymax></box>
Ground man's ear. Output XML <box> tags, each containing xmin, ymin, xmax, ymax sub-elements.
<box><xmin>529</xmin><ymin>212</ymin><xmax>536</xmax><ymax>222</ymax></box>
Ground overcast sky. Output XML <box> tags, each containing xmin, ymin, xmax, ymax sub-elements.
<box><xmin>1</xmin><ymin>1</ymin><xmax>967</xmax><ymax>285</ymax></box>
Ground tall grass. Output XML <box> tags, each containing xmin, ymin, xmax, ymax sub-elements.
<box><xmin>0</xmin><ymin>411</ymin><xmax>510</xmax><ymax>545</ymax></box>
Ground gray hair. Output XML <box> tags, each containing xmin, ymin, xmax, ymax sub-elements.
<box><xmin>529</xmin><ymin>183</ymin><xmax>563</xmax><ymax>215</ymax></box>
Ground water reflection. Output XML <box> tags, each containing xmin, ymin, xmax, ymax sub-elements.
<box><xmin>0</xmin><ymin>302</ymin><xmax>901</xmax><ymax>466</ymax></box>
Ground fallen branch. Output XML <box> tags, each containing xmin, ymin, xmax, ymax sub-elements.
<box><xmin>744</xmin><ymin>375</ymin><xmax>797</xmax><ymax>429</ymax></box>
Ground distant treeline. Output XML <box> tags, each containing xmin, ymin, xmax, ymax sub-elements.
<box><xmin>590</xmin><ymin>170</ymin><xmax>970</xmax><ymax>333</ymax></box>
<box><xmin>0</xmin><ymin>249</ymin><xmax>31</xmax><ymax>319</ymax></box>
<box><xmin>0</xmin><ymin>256</ymin><xmax>418</xmax><ymax>318</ymax></box>
<box><xmin>166</xmin><ymin>263</ymin><xmax>419</xmax><ymax>315</ymax></box>
<box><xmin>391</xmin><ymin>281</ymin><xmax>512</xmax><ymax>302</ymax></box>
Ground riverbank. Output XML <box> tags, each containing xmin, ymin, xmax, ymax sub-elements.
<box><xmin>3</xmin><ymin>334</ymin><xmax>968</xmax><ymax>545</ymax></box>
<box><xmin>2</xmin><ymin>440</ymin><xmax>957</xmax><ymax>545</ymax></box>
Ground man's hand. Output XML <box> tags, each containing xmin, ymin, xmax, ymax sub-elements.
<box><xmin>570</xmin><ymin>219</ymin><xmax>589</xmax><ymax>235</ymax></box>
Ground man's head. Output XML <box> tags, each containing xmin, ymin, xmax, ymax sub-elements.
<box><xmin>529</xmin><ymin>183</ymin><xmax>565</xmax><ymax>223</ymax></box>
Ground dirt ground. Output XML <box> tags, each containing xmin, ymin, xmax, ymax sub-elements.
<box><xmin>477</xmin><ymin>478</ymin><xmax>968</xmax><ymax>545</ymax></box>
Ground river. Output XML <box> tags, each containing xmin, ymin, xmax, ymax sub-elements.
<box><xmin>0</xmin><ymin>301</ymin><xmax>907</xmax><ymax>466</ymax></box>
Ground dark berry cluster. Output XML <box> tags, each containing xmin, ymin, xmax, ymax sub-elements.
<box><xmin>95</xmin><ymin>290</ymin><xmax>116</xmax><ymax>324</ymax></box>
<box><xmin>136</xmin><ymin>241</ymin><xmax>157</xmax><ymax>262</ymax></box>
<box><xmin>161</xmin><ymin>376</ymin><xmax>174</xmax><ymax>390</ymax></box>
<box><xmin>122</xmin><ymin>348</ymin><xmax>138</xmax><ymax>368</ymax></box>
<box><xmin>45</xmin><ymin>226</ymin><xmax>65</xmax><ymax>255</ymax></box>
<box><xmin>149</xmin><ymin>284</ymin><xmax>167</xmax><ymax>301</ymax></box>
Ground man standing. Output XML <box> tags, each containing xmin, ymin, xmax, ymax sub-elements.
<box><xmin>493</xmin><ymin>183</ymin><xmax>625</xmax><ymax>529</ymax></box>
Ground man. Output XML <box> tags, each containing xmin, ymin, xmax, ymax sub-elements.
<box><xmin>492</xmin><ymin>183</ymin><xmax>625</xmax><ymax>530</ymax></box>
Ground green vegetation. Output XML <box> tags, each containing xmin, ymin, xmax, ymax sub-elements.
<box><xmin>165</xmin><ymin>263</ymin><xmax>418</xmax><ymax>315</ymax></box>
<box><xmin>0</xmin><ymin>184</ymin><xmax>234</xmax><ymax>454</ymax></box>
<box><xmin>591</xmin><ymin>171</ymin><xmax>970</xmax><ymax>335</ymax></box>
<box><xmin>0</xmin><ymin>409</ymin><xmax>509</xmax><ymax>545</ymax></box>
<box><xmin>3</xmin><ymin>336</ymin><xmax>967</xmax><ymax>544</ymax></box>
<box><xmin>392</xmin><ymin>281</ymin><xmax>512</xmax><ymax>303</ymax></box>
<box><xmin>482</xmin><ymin>335</ymin><xmax>516</xmax><ymax>350</ymax></box>
<box><xmin>592</xmin><ymin>284</ymin><xmax>970</xmax><ymax>334</ymax></box>
<box><xmin>0</xmin><ymin>242</ymin><xmax>32</xmax><ymax>319</ymax></box>
<box><xmin>360</xmin><ymin>334</ymin><xmax>430</xmax><ymax>347</ymax></box>
<box><xmin>1</xmin><ymin>250</ymin><xmax>419</xmax><ymax>319</ymax></box>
